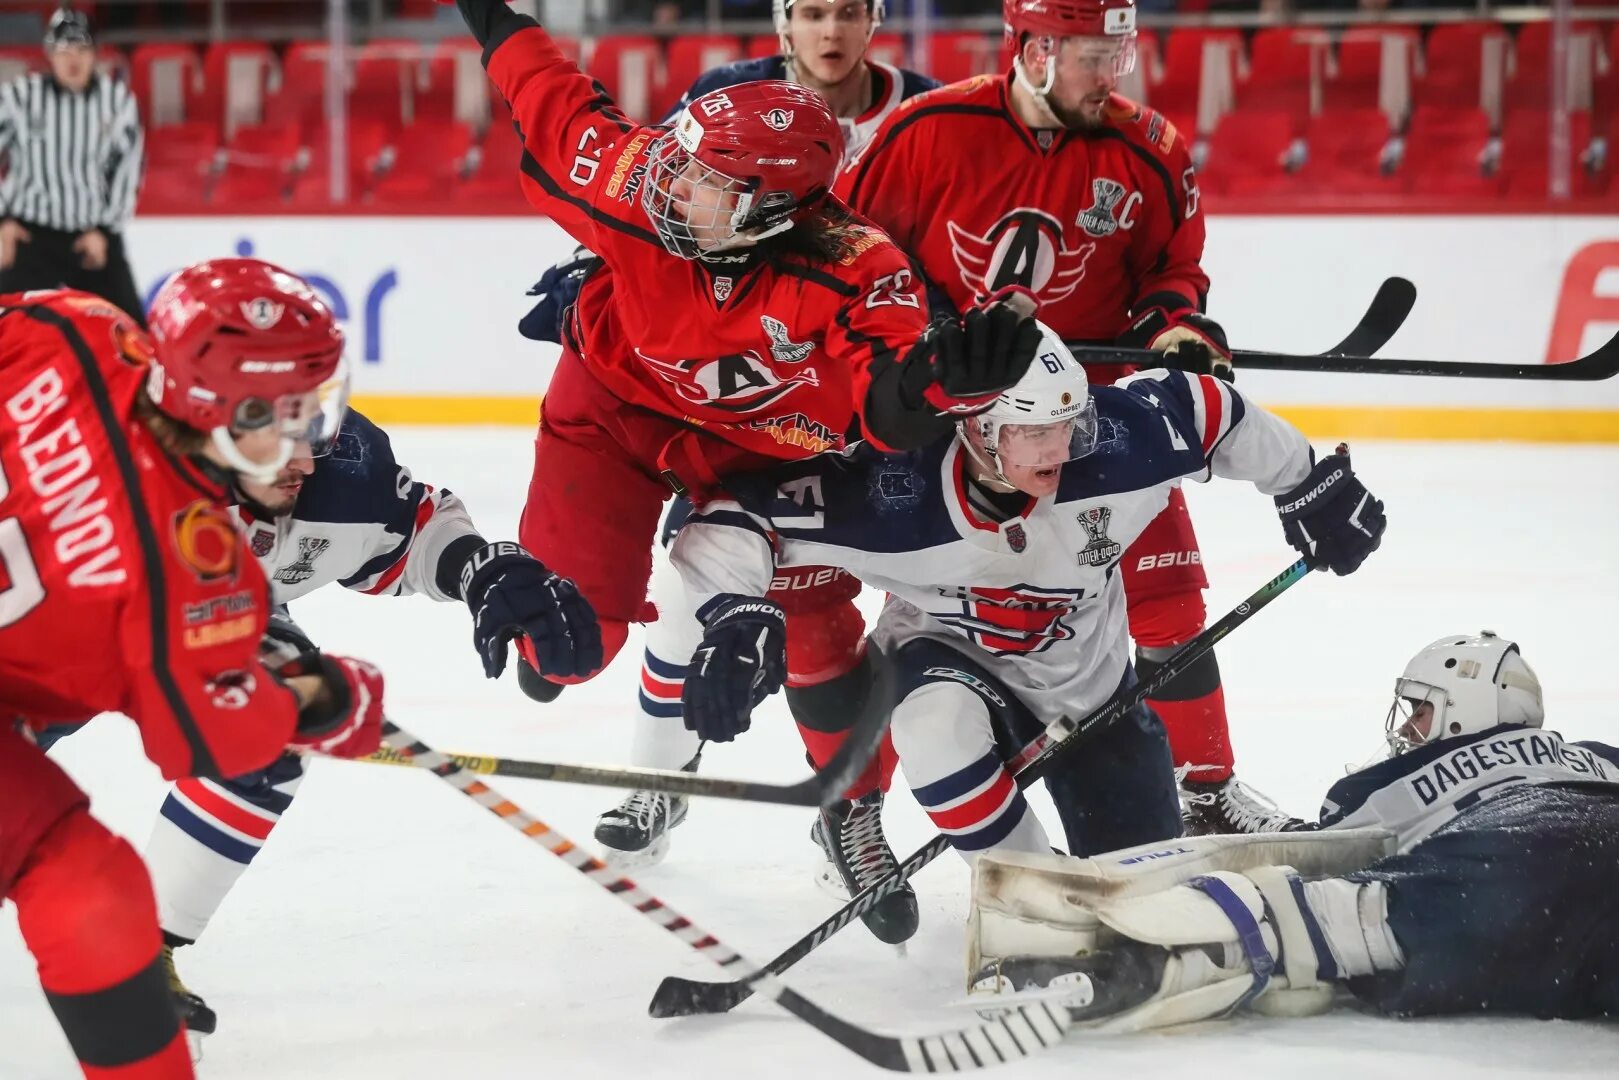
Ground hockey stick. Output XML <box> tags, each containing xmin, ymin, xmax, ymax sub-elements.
<box><xmin>352</xmin><ymin>682</ymin><xmax>893</xmax><ymax>808</ymax></box>
<box><xmin>647</xmin><ymin>558</ymin><xmax>1313</xmax><ymax>1019</ymax></box>
<box><xmin>1062</xmin><ymin>276</ymin><xmax>1416</xmax><ymax>371</ymax></box>
<box><xmin>377</xmin><ymin>720</ymin><xmax>1073</xmax><ymax>1072</ymax></box>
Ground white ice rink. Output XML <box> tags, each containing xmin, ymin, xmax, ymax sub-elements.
<box><xmin>4</xmin><ymin>431</ymin><xmax>1617</xmax><ymax>1079</ymax></box>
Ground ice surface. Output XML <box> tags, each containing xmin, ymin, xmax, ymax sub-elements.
<box><xmin>4</xmin><ymin>432</ymin><xmax>1616</xmax><ymax>1078</ymax></box>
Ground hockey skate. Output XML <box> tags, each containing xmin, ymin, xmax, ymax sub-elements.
<box><xmin>593</xmin><ymin>752</ymin><xmax>701</xmax><ymax>869</ymax></box>
<box><xmin>162</xmin><ymin>939</ymin><xmax>217</xmax><ymax>1053</ymax></box>
<box><xmin>1180</xmin><ymin>769</ymin><xmax>1310</xmax><ymax>835</ymax></box>
<box><xmin>810</xmin><ymin>790</ymin><xmax>919</xmax><ymax>946</ymax></box>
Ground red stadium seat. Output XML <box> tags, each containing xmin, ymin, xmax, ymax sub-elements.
<box><xmin>1325</xmin><ymin>26</ymin><xmax>1419</xmax><ymax>118</ymax></box>
<box><xmin>0</xmin><ymin>46</ymin><xmax>44</xmax><ymax>84</ymax></box>
<box><xmin>265</xmin><ymin>42</ymin><xmax>338</xmax><ymax>137</ymax></box>
<box><xmin>371</xmin><ymin>119</ymin><xmax>478</xmax><ymax>203</ymax></box>
<box><xmin>353</xmin><ymin>39</ymin><xmax>429</xmax><ymax>131</ymax></box>
<box><xmin>1198</xmin><ymin>109</ymin><xmax>1301</xmax><ymax>197</ymax></box>
<box><xmin>129</xmin><ymin>44</ymin><xmax>203</xmax><ymax>128</ymax></box>
<box><xmin>747</xmin><ymin>35</ymin><xmax>780</xmax><ymax>60</ymax></box>
<box><xmin>865</xmin><ymin>33</ymin><xmax>907</xmax><ymax>71</ymax></box>
<box><xmin>140</xmin><ymin>121</ymin><xmax>221</xmax><ymax>210</ymax></box>
<box><xmin>454</xmin><ymin>121</ymin><xmax>528</xmax><ymax>209</ymax></box>
<box><xmin>1152</xmin><ymin>29</ymin><xmax>1243</xmax><ymax>134</ymax></box>
<box><xmin>210</xmin><ymin>123</ymin><xmax>302</xmax><ymax>205</ymax></box>
<box><xmin>1399</xmin><ymin>105</ymin><xmax>1502</xmax><ymax>196</ymax></box>
<box><xmin>1415</xmin><ymin>22</ymin><xmax>1510</xmax><ymax>116</ymax></box>
<box><xmin>1237</xmin><ymin>27</ymin><xmax>1324</xmax><ymax>118</ymax></box>
<box><xmin>1499</xmin><ymin>107</ymin><xmax>1605</xmax><ymax>198</ymax></box>
<box><xmin>1508</xmin><ymin>22</ymin><xmax>1607</xmax><ymax>112</ymax></box>
<box><xmin>1119</xmin><ymin>30</ymin><xmax>1160</xmax><ymax>106</ymax></box>
<box><xmin>1295</xmin><ymin>107</ymin><xmax>1400</xmax><ymax>196</ymax></box>
<box><xmin>659</xmin><ymin>35</ymin><xmax>743</xmax><ymax>118</ymax></box>
<box><xmin>199</xmin><ymin>42</ymin><xmax>278</xmax><ymax>137</ymax></box>
<box><xmin>926</xmin><ymin>31</ymin><xmax>1001</xmax><ymax>86</ymax></box>
<box><xmin>587</xmin><ymin>35</ymin><xmax>662</xmax><ymax>123</ymax></box>
<box><xmin>285</xmin><ymin>118</ymin><xmax>393</xmax><ymax>208</ymax></box>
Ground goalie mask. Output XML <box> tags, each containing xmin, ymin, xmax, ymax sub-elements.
<box><xmin>1384</xmin><ymin>631</ymin><xmax>1545</xmax><ymax>756</ymax></box>
<box><xmin>1003</xmin><ymin>0</ymin><xmax>1138</xmax><ymax>99</ymax></box>
<box><xmin>960</xmin><ymin>322</ymin><xmax>1099</xmax><ymax>492</ymax></box>
<box><xmin>643</xmin><ymin>81</ymin><xmax>843</xmax><ymax>260</ymax></box>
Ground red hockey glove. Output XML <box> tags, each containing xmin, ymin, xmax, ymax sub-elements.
<box><xmin>1118</xmin><ymin>305</ymin><xmax>1234</xmax><ymax>382</ymax></box>
<box><xmin>288</xmin><ymin>655</ymin><xmax>385</xmax><ymax>759</ymax></box>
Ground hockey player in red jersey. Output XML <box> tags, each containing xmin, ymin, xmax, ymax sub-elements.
<box><xmin>445</xmin><ymin>1</ymin><xmax>1039</xmax><ymax>801</ymax></box>
<box><xmin>838</xmin><ymin>0</ymin><xmax>1302</xmax><ymax>835</ymax></box>
<box><xmin>0</xmin><ymin>261</ymin><xmax>391</xmax><ymax>1080</ymax></box>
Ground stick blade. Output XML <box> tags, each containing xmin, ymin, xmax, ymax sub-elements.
<box><xmin>648</xmin><ymin>974</ymin><xmax>755</xmax><ymax>1018</ymax></box>
<box><xmin>1563</xmin><ymin>327</ymin><xmax>1619</xmax><ymax>379</ymax></box>
<box><xmin>1322</xmin><ymin>276</ymin><xmax>1417</xmax><ymax>357</ymax></box>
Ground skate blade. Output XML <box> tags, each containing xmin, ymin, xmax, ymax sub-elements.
<box><xmin>600</xmin><ymin>835</ymin><xmax>671</xmax><ymax>872</ymax></box>
<box><xmin>186</xmin><ymin>1029</ymin><xmax>207</xmax><ymax>1064</ymax></box>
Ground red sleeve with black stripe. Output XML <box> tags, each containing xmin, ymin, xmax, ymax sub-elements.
<box><xmin>479</xmin><ymin>20</ymin><xmax>652</xmax><ymax>249</ymax></box>
<box><xmin>1122</xmin><ymin>111</ymin><xmax>1210</xmax><ymax>317</ymax></box>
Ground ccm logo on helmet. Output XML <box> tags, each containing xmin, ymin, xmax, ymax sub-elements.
<box><xmin>1277</xmin><ymin>466</ymin><xmax>1345</xmax><ymax>514</ymax></box>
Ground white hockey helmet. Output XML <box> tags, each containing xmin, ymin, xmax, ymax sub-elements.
<box><xmin>961</xmin><ymin>321</ymin><xmax>1100</xmax><ymax>488</ymax></box>
<box><xmin>1384</xmin><ymin>631</ymin><xmax>1544</xmax><ymax>755</ymax></box>
<box><xmin>775</xmin><ymin>0</ymin><xmax>885</xmax><ymax>56</ymax></box>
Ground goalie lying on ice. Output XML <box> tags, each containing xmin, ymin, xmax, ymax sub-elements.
<box><xmin>967</xmin><ymin>631</ymin><xmax>1619</xmax><ymax>1027</ymax></box>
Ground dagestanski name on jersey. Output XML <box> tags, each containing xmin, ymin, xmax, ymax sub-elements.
<box><xmin>1407</xmin><ymin>731</ymin><xmax>1612</xmax><ymax>807</ymax></box>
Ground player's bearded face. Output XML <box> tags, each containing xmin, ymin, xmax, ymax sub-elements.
<box><xmin>1037</xmin><ymin>37</ymin><xmax>1130</xmax><ymax>128</ymax></box>
<box><xmin>788</xmin><ymin>0</ymin><xmax>873</xmax><ymax>88</ymax></box>
<box><xmin>235</xmin><ymin>440</ymin><xmax>317</xmax><ymax>515</ymax></box>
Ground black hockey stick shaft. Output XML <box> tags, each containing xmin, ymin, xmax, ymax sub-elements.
<box><xmin>352</xmin><ymin>665</ymin><xmax>894</xmax><ymax>808</ymax></box>
<box><xmin>1062</xmin><ymin>276</ymin><xmax>1415</xmax><ymax>370</ymax></box>
<box><xmin>377</xmin><ymin>720</ymin><xmax>1072</xmax><ymax>1071</ymax></box>
<box><xmin>647</xmin><ymin>559</ymin><xmax>1313</xmax><ymax>1019</ymax></box>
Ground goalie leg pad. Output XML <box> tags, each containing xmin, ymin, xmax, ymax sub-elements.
<box><xmin>1298</xmin><ymin>876</ymin><xmax>1405</xmax><ymax>979</ymax></box>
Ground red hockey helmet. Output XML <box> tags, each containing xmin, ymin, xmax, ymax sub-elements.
<box><xmin>1003</xmin><ymin>0</ymin><xmax>1137</xmax><ymax>78</ymax></box>
<box><xmin>147</xmin><ymin>258</ymin><xmax>349</xmax><ymax>481</ymax></box>
<box><xmin>643</xmin><ymin>81</ymin><xmax>844</xmax><ymax>260</ymax></box>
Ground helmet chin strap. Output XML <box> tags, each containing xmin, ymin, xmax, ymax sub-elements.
<box><xmin>961</xmin><ymin>430</ymin><xmax>1019</xmax><ymax>493</ymax></box>
<box><xmin>211</xmin><ymin>426</ymin><xmax>292</xmax><ymax>484</ymax></box>
<box><xmin>1012</xmin><ymin>48</ymin><xmax>1064</xmax><ymax>129</ymax></box>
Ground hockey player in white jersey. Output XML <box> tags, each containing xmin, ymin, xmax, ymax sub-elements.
<box><xmin>666</xmin><ymin>322</ymin><xmax>1387</xmax><ymax>942</ymax></box>
<box><xmin>966</xmin><ymin>631</ymin><xmax>1619</xmax><ymax>1026</ymax></box>
<box><xmin>129</xmin><ymin>409</ymin><xmax>600</xmax><ymax>1037</ymax></box>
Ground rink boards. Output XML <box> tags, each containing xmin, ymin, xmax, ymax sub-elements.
<box><xmin>125</xmin><ymin>213</ymin><xmax>1619</xmax><ymax>441</ymax></box>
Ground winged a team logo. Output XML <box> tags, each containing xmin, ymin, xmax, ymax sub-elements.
<box><xmin>947</xmin><ymin>209</ymin><xmax>1096</xmax><ymax>307</ymax></box>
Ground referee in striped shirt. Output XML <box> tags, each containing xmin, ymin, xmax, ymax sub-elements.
<box><xmin>0</xmin><ymin>8</ymin><xmax>145</xmax><ymax>325</ymax></box>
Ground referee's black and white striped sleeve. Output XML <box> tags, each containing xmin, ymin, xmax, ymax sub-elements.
<box><xmin>101</xmin><ymin>78</ymin><xmax>142</xmax><ymax>229</ymax></box>
<box><xmin>0</xmin><ymin>80</ymin><xmax>21</xmax><ymax>219</ymax></box>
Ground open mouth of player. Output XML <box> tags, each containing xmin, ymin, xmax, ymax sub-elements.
<box><xmin>1032</xmin><ymin>466</ymin><xmax>1060</xmax><ymax>481</ymax></box>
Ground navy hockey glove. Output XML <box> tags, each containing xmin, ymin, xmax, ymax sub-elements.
<box><xmin>682</xmin><ymin>595</ymin><xmax>787</xmax><ymax>743</ymax></box>
<box><xmin>1118</xmin><ymin>305</ymin><xmax>1234</xmax><ymax>383</ymax></box>
<box><xmin>460</xmin><ymin>542</ymin><xmax>603</xmax><ymax>680</ymax></box>
<box><xmin>909</xmin><ymin>296</ymin><xmax>1044</xmax><ymax>416</ymax></box>
<box><xmin>1275</xmin><ymin>445</ymin><xmax>1386</xmax><ymax>576</ymax></box>
<box><xmin>518</xmin><ymin>246</ymin><xmax>600</xmax><ymax>344</ymax></box>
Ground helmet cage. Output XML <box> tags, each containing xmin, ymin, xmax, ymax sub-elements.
<box><xmin>643</xmin><ymin>133</ymin><xmax>806</xmax><ymax>260</ymax></box>
<box><xmin>1382</xmin><ymin>635</ymin><xmax>1543</xmax><ymax>756</ymax></box>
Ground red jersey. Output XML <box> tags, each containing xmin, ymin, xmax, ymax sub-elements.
<box><xmin>0</xmin><ymin>290</ymin><xmax>299</xmax><ymax>780</ymax></box>
<box><xmin>484</xmin><ymin>22</ymin><xmax>931</xmax><ymax>459</ymax></box>
<box><xmin>837</xmin><ymin>76</ymin><xmax>1209</xmax><ymax>350</ymax></box>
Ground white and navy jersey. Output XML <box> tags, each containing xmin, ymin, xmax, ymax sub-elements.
<box><xmin>664</xmin><ymin>56</ymin><xmax>938</xmax><ymax>164</ymax></box>
<box><xmin>1320</xmin><ymin>723</ymin><xmax>1619</xmax><ymax>851</ymax></box>
<box><xmin>672</xmin><ymin>370</ymin><xmax>1311</xmax><ymax>725</ymax></box>
<box><xmin>235</xmin><ymin>410</ymin><xmax>481</xmax><ymax>605</ymax></box>
<box><xmin>0</xmin><ymin>72</ymin><xmax>142</xmax><ymax>232</ymax></box>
